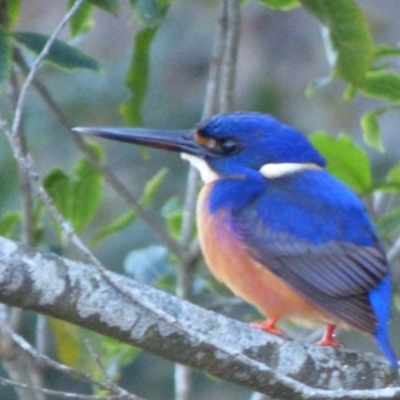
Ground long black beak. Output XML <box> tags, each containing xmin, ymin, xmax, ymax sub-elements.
<box><xmin>72</xmin><ymin>126</ymin><xmax>212</xmax><ymax>157</ymax></box>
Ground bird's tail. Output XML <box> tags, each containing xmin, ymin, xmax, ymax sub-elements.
<box><xmin>369</xmin><ymin>273</ymin><xmax>398</xmax><ymax>368</ymax></box>
<box><xmin>374</xmin><ymin>328</ymin><xmax>398</xmax><ymax>368</ymax></box>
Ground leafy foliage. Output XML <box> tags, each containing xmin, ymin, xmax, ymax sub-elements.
<box><xmin>120</xmin><ymin>27</ymin><xmax>158</xmax><ymax>126</ymax></box>
<box><xmin>13</xmin><ymin>32</ymin><xmax>101</xmax><ymax>72</ymax></box>
<box><xmin>130</xmin><ymin>0</ymin><xmax>170</xmax><ymax>26</ymax></box>
<box><xmin>300</xmin><ymin>0</ymin><xmax>374</xmax><ymax>85</ymax></box>
<box><xmin>258</xmin><ymin>0</ymin><xmax>299</xmax><ymax>10</ymax></box>
<box><xmin>91</xmin><ymin>168</ymin><xmax>168</xmax><ymax>246</ymax></box>
<box><xmin>68</xmin><ymin>0</ymin><xmax>94</xmax><ymax>38</ymax></box>
<box><xmin>310</xmin><ymin>132</ymin><xmax>371</xmax><ymax>194</ymax></box>
<box><xmin>88</xmin><ymin>0</ymin><xmax>121</xmax><ymax>14</ymax></box>
<box><xmin>43</xmin><ymin>142</ymin><xmax>104</xmax><ymax>241</ymax></box>
<box><xmin>359</xmin><ymin>71</ymin><xmax>400</xmax><ymax>103</ymax></box>
<box><xmin>360</xmin><ymin>109</ymin><xmax>386</xmax><ymax>152</ymax></box>
<box><xmin>0</xmin><ymin>211</ymin><xmax>22</xmax><ymax>238</ymax></box>
<box><xmin>162</xmin><ymin>196</ymin><xmax>184</xmax><ymax>240</ymax></box>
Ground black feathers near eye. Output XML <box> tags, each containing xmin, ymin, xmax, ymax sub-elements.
<box><xmin>220</xmin><ymin>139</ymin><xmax>239</xmax><ymax>155</ymax></box>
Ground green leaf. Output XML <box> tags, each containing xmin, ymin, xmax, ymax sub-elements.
<box><xmin>68</xmin><ymin>0</ymin><xmax>94</xmax><ymax>38</ymax></box>
<box><xmin>98</xmin><ymin>336</ymin><xmax>140</xmax><ymax>382</ymax></box>
<box><xmin>360</xmin><ymin>109</ymin><xmax>385</xmax><ymax>152</ymax></box>
<box><xmin>120</xmin><ymin>27</ymin><xmax>158</xmax><ymax>126</ymax></box>
<box><xmin>0</xmin><ymin>211</ymin><xmax>22</xmax><ymax>238</ymax></box>
<box><xmin>161</xmin><ymin>196</ymin><xmax>183</xmax><ymax>239</ymax></box>
<box><xmin>70</xmin><ymin>142</ymin><xmax>104</xmax><ymax>234</ymax></box>
<box><xmin>310</xmin><ymin>132</ymin><xmax>371</xmax><ymax>193</ymax></box>
<box><xmin>258</xmin><ymin>0</ymin><xmax>299</xmax><ymax>10</ymax></box>
<box><xmin>89</xmin><ymin>0</ymin><xmax>121</xmax><ymax>14</ymax></box>
<box><xmin>140</xmin><ymin>167</ymin><xmax>168</xmax><ymax>207</ymax></box>
<box><xmin>368</xmin><ymin>181</ymin><xmax>400</xmax><ymax>194</ymax></box>
<box><xmin>32</xmin><ymin>201</ymin><xmax>46</xmax><ymax>246</ymax></box>
<box><xmin>374</xmin><ymin>45</ymin><xmax>400</xmax><ymax>59</ymax></box>
<box><xmin>91</xmin><ymin>167</ymin><xmax>166</xmax><ymax>246</ymax></box>
<box><xmin>49</xmin><ymin>318</ymin><xmax>83</xmax><ymax>367</ymax></box>
<box><xmin>359</xmin><ymin>71</ymin><xmax>400</xmax><ymax>103</ymax></box>
<box><xmin>44</xmin><ymin>143</ymin><xmax>104</xmax><ymax>237</ymax></box>
<box><xmin>129</xmin><ymin>0</ymin><xmax>169</xmax><ymax>26</ymax></box>
<box><xmin>43</xmin><ymin>168</ymin><xmax>71</xmax><ymax>220</ymax></box>
<box><xmin>343</xmin><ymin>84</ymin><xmax>358</xmax><ymax>102</ymax></box>
<box><xmin>91</xmin><ymin>210</ymin><xmax>137</xmax><ymax>247</ymax></box>
<box><xmin>12</xmin><ymin>32</ymin><xmax>101</xmax><ymax>72</ymax></box>
<box><xmin>0</xmin><ymin>26</ymin><xmax>12</xmax><ymax>89</ymax></box>
<box><xmin>387</xmin><ymin>161</ymin><xmax>400</xmax><ymax>184</ymax></box>
<box><xmin>300</xmin><ymin>0</ymin><xmax>374</xmax><ymax>85</ymax></box>
<box><xmin>1</xmin><ymin>0</ymin><xmax>21</xmax><ymax>29</ymax></box>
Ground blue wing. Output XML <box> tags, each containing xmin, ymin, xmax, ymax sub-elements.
<box><xmin>211</xmin><ymin>169</ymin><xmax>391</xmax><ymax>334</ymax></box>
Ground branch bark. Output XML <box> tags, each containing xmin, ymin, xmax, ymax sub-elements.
<box><xmin>0</xmin><ymin>236</ymin><xmax>398</xmax><ymax>400</ymax></box>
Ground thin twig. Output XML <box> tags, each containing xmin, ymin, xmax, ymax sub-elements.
<box><xmin>218</xmin><ymin>0</ymin><xmax>240</xmax><ymax>113</ymax></box>
<box><xmin>9</xmin><ymin>70</ymin><xmax>35</xmax><ymax>246</ymax></box>
<box><xmin>0</xmin><ymin>309</ymin><xmax>45</xmax><ymax>400</ymax></box>
<box><xmin>10</xmin><ymin>59</ymin><xmax>47</xmax><ymax>400</ymax></box>
<box><xmin>2</xmin><ymin>128</ymin><xmax>100</xmax><ymax>269</ymax></box>
<box><xmin>6</xmin><ymin>15</ymin><xmax>85</xmax><ymax>396</ymax></box>
<box><xmin>0</xmin><ymin>377</ymin><xmax>140</xmax><ymax>400</ymax></box>
<box><xmin>85</xmin><ymin>340</ymin><xmax>112</xmax><ymax>387</ymax></box>
<box><xmin>174</xmin><ymin>2</ymin><xmax>241</xmax><ymax>400</ymax></box>
<box><xmin>2</xmin><ymin>112</ymin><xmax>179</xmax><ymax>341</ymax></box>
<box><xmin>11</xmin><ymin>0</ymin><xmax>85</xmax><ymax>137</ymax></box>
<box><xmin>6</xmin><ymin>328</ymin><xmax>136</xmax><ymax>399</ymax></box>
<box><xmin>12</xmin><ymin>49</ymin><xmax>182</xmax><ymax>259</ymax></box>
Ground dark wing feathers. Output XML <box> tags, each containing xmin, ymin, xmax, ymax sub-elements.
<box><xmin>234</xmin><ymin>207</ymin><xmax>388</xmax><ymax>333</ymax></box>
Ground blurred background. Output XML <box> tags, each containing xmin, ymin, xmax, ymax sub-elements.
<box><xmin>1</xmin><ymin>0</ymin><xmax>400</xmax><ymax>399</ymax></box>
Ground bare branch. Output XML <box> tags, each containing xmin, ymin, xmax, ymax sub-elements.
<box><xmin>0</xmin><ymin>236</ymin><xmax>398</xmax><ymax>400</ymax></box>
<box><xmin>174</xmin><ymin>2</ymin><xmax>241</xmax><ymax>397</ymax></box>
<box><xmin>84</xmin><ymin>340</ymin><xmax>113</xmax><ymax>388</ymax></box>
<box><xmin>0</xmin><ymin>376</ymin><xmax>141</xmax><ymax>400</ymax></box>
<box><xmin>12</xmin><ymin>49</ymin><xmax>182</xmax><ymax>259</ymax></box>
<box><xmin>218</xmin><ymin>0</ymin><xmax>240</xmax><ymax>113</ymax></box>
<box><xmin>2</xmin><ymin>327</ymin><xmax>136</xmax><ymax>399</ymax></box>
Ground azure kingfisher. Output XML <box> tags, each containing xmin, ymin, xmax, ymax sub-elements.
<box><xmin>74</xmin><ymin>112</ymin><xmax>398</xmax><ymax>367</ymax></box>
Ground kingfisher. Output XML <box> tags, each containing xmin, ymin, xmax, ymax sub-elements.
<box><xmin>74</xmin><ymin>112</ymin><xmax>398</xmax><ymax>367</ymax></box>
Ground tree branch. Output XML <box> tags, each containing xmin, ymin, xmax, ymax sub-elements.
<box><xmin>174</xmin><ymin>2</ymin><xmax>241</xmax><ymax>397</ymax></box>
<box><xmin>11</xmin><ymin>0</ymin><xmax>85</xmax><ymax>137</ymax></box>
<box><xmin>12</xmin><ymin>49</ymin><xmax>182</xmax><ymax>259</ymax></box>
<box><xmin>0</xmin><ymin>236</ymin><xmax>398</xmax><ymax>400</ymax></box>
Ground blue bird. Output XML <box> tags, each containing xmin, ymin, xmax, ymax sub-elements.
<box><xmin>74</xmin><ymin>112</ymin><xmax>398</xmax><ymax>367</ymax></box>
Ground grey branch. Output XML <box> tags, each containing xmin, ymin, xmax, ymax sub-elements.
<box><xmin>0</xmin><ymin>236</ymin><xmax>399</xmax><ymax>400</ymax></box>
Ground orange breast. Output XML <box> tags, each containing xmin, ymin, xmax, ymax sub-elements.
<box><xmin>197</xmin><ymin>183</ymin><xmax>340</xmax><ymax>328</ymax></box>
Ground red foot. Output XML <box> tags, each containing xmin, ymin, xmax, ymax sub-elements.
<box><xmin>315</xmin><ymin>324</ymin><xmax>342</xmax><ymax>347</ymax></box>
<box><xmin>250</xmin><ymin>318</ymin><xmax>283</xmax><ymax>337</ymax></box>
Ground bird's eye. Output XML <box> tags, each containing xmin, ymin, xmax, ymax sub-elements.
<box><xmin>220</xmin><ymin>139</ymin><xmax>239</xmax><ymax>155</ymax></box>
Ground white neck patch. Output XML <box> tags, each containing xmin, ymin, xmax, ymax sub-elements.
<box><xmin>181</xmin><ymin>154</ymin><xmax>220</xmax><ymax>184</ymax></box>
<box><xmin>259</xmin><ymin>162</ymin><xmax>322</xmax><ymax>179</ymax></box>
